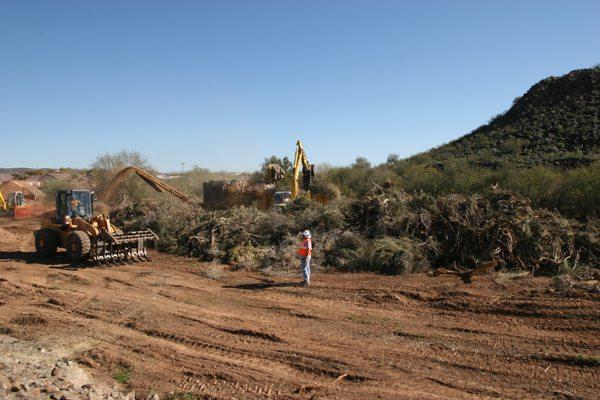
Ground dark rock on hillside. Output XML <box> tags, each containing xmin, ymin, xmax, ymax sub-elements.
<box><xmin>430</xmin><ymin>66</ymin><xmax>600</xmax><ymax>168</ymax></box>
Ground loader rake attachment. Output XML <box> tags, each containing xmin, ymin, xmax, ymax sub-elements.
<box><xmin>92</xmin><ymin>229</ymin><xmax>158</xmax><ymax>265</ymax></box>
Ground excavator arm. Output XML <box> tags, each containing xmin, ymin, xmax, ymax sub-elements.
<box><xmin>103</xmin><ymin>166</ymin><xmax>190</xmax><ymax>203</ymax></box>
<box><xmin>0</xmin><ymin>191</ymin><xmax>6</xmax><ymax>211</ymax></box>
<box><xmin>266</xmin><ymin>140</ymin><xmax>315</xmax><ymax>202</ymax></box>
<box><xmin>291</xmin><ymin>140</ymin><xmax>314</xmax><ymax>200</ymax></box>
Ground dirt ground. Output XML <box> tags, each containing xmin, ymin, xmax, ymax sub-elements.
<box><xmin>0</xmin><ymin>218</ymin><xmax>599</xmax><ymax>399</ymax></box>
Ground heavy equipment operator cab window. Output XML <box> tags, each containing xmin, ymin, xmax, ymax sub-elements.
<box><xmin>7</xmin><ymin>192</ymin><xmax>24</xmax><ymax>207</ymax></box>
<box><xmin>56</xmin><ymin>190</ymin><xmax>94</xmax><ymax>224</ymax></box>
<box><xmin>274</xmin><ymin>191</ymin><xmax>291</xmax><ymax>207</ymax></box>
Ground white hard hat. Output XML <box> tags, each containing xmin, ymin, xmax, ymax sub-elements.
<box><xmin>302</xmin><ymin>230</ymin><xmax>311</xmax><ymax>237</ymax></box>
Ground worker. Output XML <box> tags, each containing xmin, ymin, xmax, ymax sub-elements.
<box><xmin>297</xmin><ymin>230</ymin><xmax>313</xmax><ymax>286</ymax></box>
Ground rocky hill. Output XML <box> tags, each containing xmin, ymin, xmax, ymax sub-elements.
<box><xmin>429</xmin><ymin>66</ymin><xmax>600</xmax><ymax>168</ymax></box>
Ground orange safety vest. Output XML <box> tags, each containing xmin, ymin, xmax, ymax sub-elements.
<box><xmin>297</xmin><ymin>238</ymin><xmax>312</xmax><ymax>257</ymax></box>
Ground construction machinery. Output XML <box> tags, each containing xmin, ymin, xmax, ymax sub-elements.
<box><xmin>203</xmin><ymin>180</ymin><xmax>275</xmax><ymax>210</ymax></box>
<box><xmin>268</xmin><ymin>140</ymin><xmax>315</xmax><ymax>207</ymax></box>
<box><xmin>103</xmin><ymin>166</ymin><xmax>190</xmax><ymax>203</ymax></box>
<box><xmin>34</xmin><ymin>189</ymin><xmax>157</xmax><ymax>263</ymax></box>
<box><xmin>0</xmin><ymin>191</ymin><xmax>25</xmax><ymax>215</ymax></box>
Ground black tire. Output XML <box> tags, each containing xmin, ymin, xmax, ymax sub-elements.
<box><xmin>66</xmin><ymin>231</ymin><xmax>91</xmax><ymax>262</ymax></box>
<box><xmin>34</xmin><ymin>228</ymin><xmax>58</xmax><ymax>257</ymax></box>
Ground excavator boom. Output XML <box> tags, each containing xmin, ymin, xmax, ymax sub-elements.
<box><xmin>291</xmin><ymin>140</ymin><xmax>314</xmax><ymax>200</ymax></box>
<box><xmin>104</xmin><ymin>166</ymin><xmax>190</xmax><ymax>203</ymax></box>
<box><xmin>267</xmin><ymin>139</ymin><xmax>315</xmax><ymax>206</ymax></box>
<box><xmin>0</xmin><ymin>191</ymin><xmax>6</xmax><ymax>211</ymax></box>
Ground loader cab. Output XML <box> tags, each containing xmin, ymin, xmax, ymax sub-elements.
<box><xmin>56</xmin><ymin>190</ymin><xmax>94</xmax><ymax>224</ymax></box>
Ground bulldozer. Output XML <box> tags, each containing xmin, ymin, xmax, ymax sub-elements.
<box><xmin>34</xmin><ymin>189</ymin><xmax>157</xmax><ymax>263</ymax></box>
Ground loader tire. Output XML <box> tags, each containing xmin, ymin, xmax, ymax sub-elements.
<box><xmin>66</xmin><ymin>231</ymin><xmax>91</xmax><ymax>262</ymax></box>
<box><xmin>35</xmin><ymin>229</ymin><xmax>58</xmax><ymax>257</ymax></box>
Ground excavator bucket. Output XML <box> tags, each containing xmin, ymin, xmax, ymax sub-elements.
<box><xmin>92</xmin><ymin>229</ymin><xmax>158</xmax><ymax>264</ymax></box>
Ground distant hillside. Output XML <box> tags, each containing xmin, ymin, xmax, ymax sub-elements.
<box><xmin>0</xmin><ymin>168</ymin><xmax>33</xmax><ymax>174</ymax></box>
<box><xmin>429</xmin><ymin>67</ymin><xmax>600</xmax><ymax>168</ymax></box>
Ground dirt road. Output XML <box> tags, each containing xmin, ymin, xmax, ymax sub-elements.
<box><xmin>1</xmin><ymin>218</ymin><xmax>599</xmax><ymax>399</ymax></box>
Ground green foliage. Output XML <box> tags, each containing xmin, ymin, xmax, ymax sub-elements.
<box><xmin>351</xmin><ymin>237</ymin><xmax>430</xmax><ymax>275</ymax></box>
<box><xmin>317</xmin><ymin>156</ymin><xmax>600</xmax><ymax>219</ymax></box>
<box><xmin>40</xmin><ymin>178</ymin><xmax>78</xmax><ymax>196</ymax></box>
<box><xmin>258</xmin><ymin>155</ymin><xmax>293</xmax><ymax>190</ymax></box>
<box><xmin>502</xmin><ymin>138</ymin><xmax>525</xmax><ymax>154</ymax></box>
<box><xmin>114</xmin><ymin>183</ymin><xmax>599</xmax><ymax>276</ymax></box>
<box><xmin>325</xmin><ymin>158</ymin><xmax>397</xmax><ymax>197</ymax></box>
<box><xmin>386</xmin><ymin>153</ymin><xmax>400</xmax><ymax>164</ymax></box>
<box><xmin>429</xmin><ymin>67</ymin><xmax>600</xmax><ymax>168</ymax></box>
<box><xmin>113</xmin><ymin>366</ymin><xmax>131</xmax><ymax>384</ymax></box>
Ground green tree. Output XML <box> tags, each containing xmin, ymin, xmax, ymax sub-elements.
<box><xmin>257</xmin><ymin>155</ymin><xmax>293</xmax><ymax>189</ymax></box>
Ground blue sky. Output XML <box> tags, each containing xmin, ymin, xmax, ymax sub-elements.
<box><xmin>1</xmin><ymin>1</ymin><xmax>599</xmax><ymax>172</ymax></box>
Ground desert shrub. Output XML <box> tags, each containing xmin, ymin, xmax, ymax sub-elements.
<box><xmin>324</xmin><ymin>154</ymin><xmax>600</xmax><ymax>220</ymax></box>
<box><xmin>324</xmin><ymin>233</ymin><xmax>429</xmax><ymax>274</ymax></box>
<box><xmin>310</xmin><ymin>180</ymin><xmax>341</xmax><ymax>202</ymax></box>
<box><xmin>347</xmin><ymin>186</ymin><xmax>596</xmax><ymax>274</ymax></box>
<box><xmin>354</xmin><ymin>237</ymin><xmax>430</xmax><ymax>275</ymax></box>
<box><xmin>324</xmin><ymin>231</ymin><xmax>367</xmax><ymax>270</ymax></box>
<box><xmin>40</xmin><ymin>178</ymin><xmax>79</xmax><ymax>197</ymax></box>
<box><xmin>322</xmin><ymin>158</ymin><xmax>396</xmax><ymax>197</ymax></box>
<box><xmin>112</xmin><ymin>197</ymin><xmax>198</xmax><ymax>254</ymax></box>
<box><xmin>502</xmin><ymin>138</ymin><xmax>525</xmax><ymax>154</ymax></box>
<box><xmin>504</xmin><ymin>166</ymin><xmax>562</xmax><ymax>209</ymax></box>
<box><xmin>553</xmin><ymin>161</ymin><xmax>600</xmax><ymax>218</ymax></box>
<box><xmin>401</xmin><ymin>164</ymin><xmax>447</xmax><ymax>195</ymax></box>
<box><xmin>113</xmin><ymin>179</ymin><xmax>599</xmax><ymax>276</ymax></box>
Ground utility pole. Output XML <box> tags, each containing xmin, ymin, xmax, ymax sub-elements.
<box><xmin>180</xmin><ymin>162</ymin><xmax>186</xmax><ymax>173</ymax></box>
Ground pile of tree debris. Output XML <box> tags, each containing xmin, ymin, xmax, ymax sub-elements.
<box><xmin>112</xmin><ymin>186</ymin><xmax>599</xmax><ymax>275</ymax></box>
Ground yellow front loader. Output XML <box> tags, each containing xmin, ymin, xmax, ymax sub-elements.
<box><xmin>35</xmin><ymin>189</ymin><xmax>157</xmax><ymax>263</ymax></box>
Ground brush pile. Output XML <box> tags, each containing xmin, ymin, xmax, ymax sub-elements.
<box><xmin>346</xmin><ymin>186</ymin><xmax>599</xmax><ymax>274</ymax></box>
<box><xmin>111</xmin><ymin>186</ymin><xmax>599</xmax><ymax>275</ymax></box>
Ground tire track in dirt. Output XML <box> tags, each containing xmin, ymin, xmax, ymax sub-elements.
<box><xmin>21</xmin><ymin>281</ymin><xmax>367</xmax><ymax>397</ymax></box>
<box><xmin>1</xmin><ymin>218</ymin><xmax>600</xmax><ymax>399</ymax></box>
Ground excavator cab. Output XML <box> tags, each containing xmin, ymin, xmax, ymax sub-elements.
<box><xmin>1</xmin><ymin>191</ymin><xmax>25</xmax><ymax>215</ymax></box>
<box><xmin>274</xmin><ymin>191</ymin><xmax>291</xmax><ymax>207</ymax></box>
<box><xmin>6</xmin><ymin>192</ymin><xmax>25</xmax><ymax>208</ymax></box>
<box><xmin>55</xmin><ymin>190</ymin><xmax>94</xmax><ymax>223</ymax></box>
<box><xmin>269</xmin><ymin>140</ymin><xmax>315</xmax><ymax>207</ymax></box>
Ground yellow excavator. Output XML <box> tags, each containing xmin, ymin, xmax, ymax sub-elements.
<box><xmin>268</xmin><ymin>140</ymin><xmax>315</xmax><ymax>207</ymax></box>
<box><xmin>0</xmin><ymin>191</ymin><xmax>25</xmax><ymax>215</ymax></box>
<box><xmin>34</xmin><ymin>167</ymin><xmax>189</xmax><ymax>264</ymax></box>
